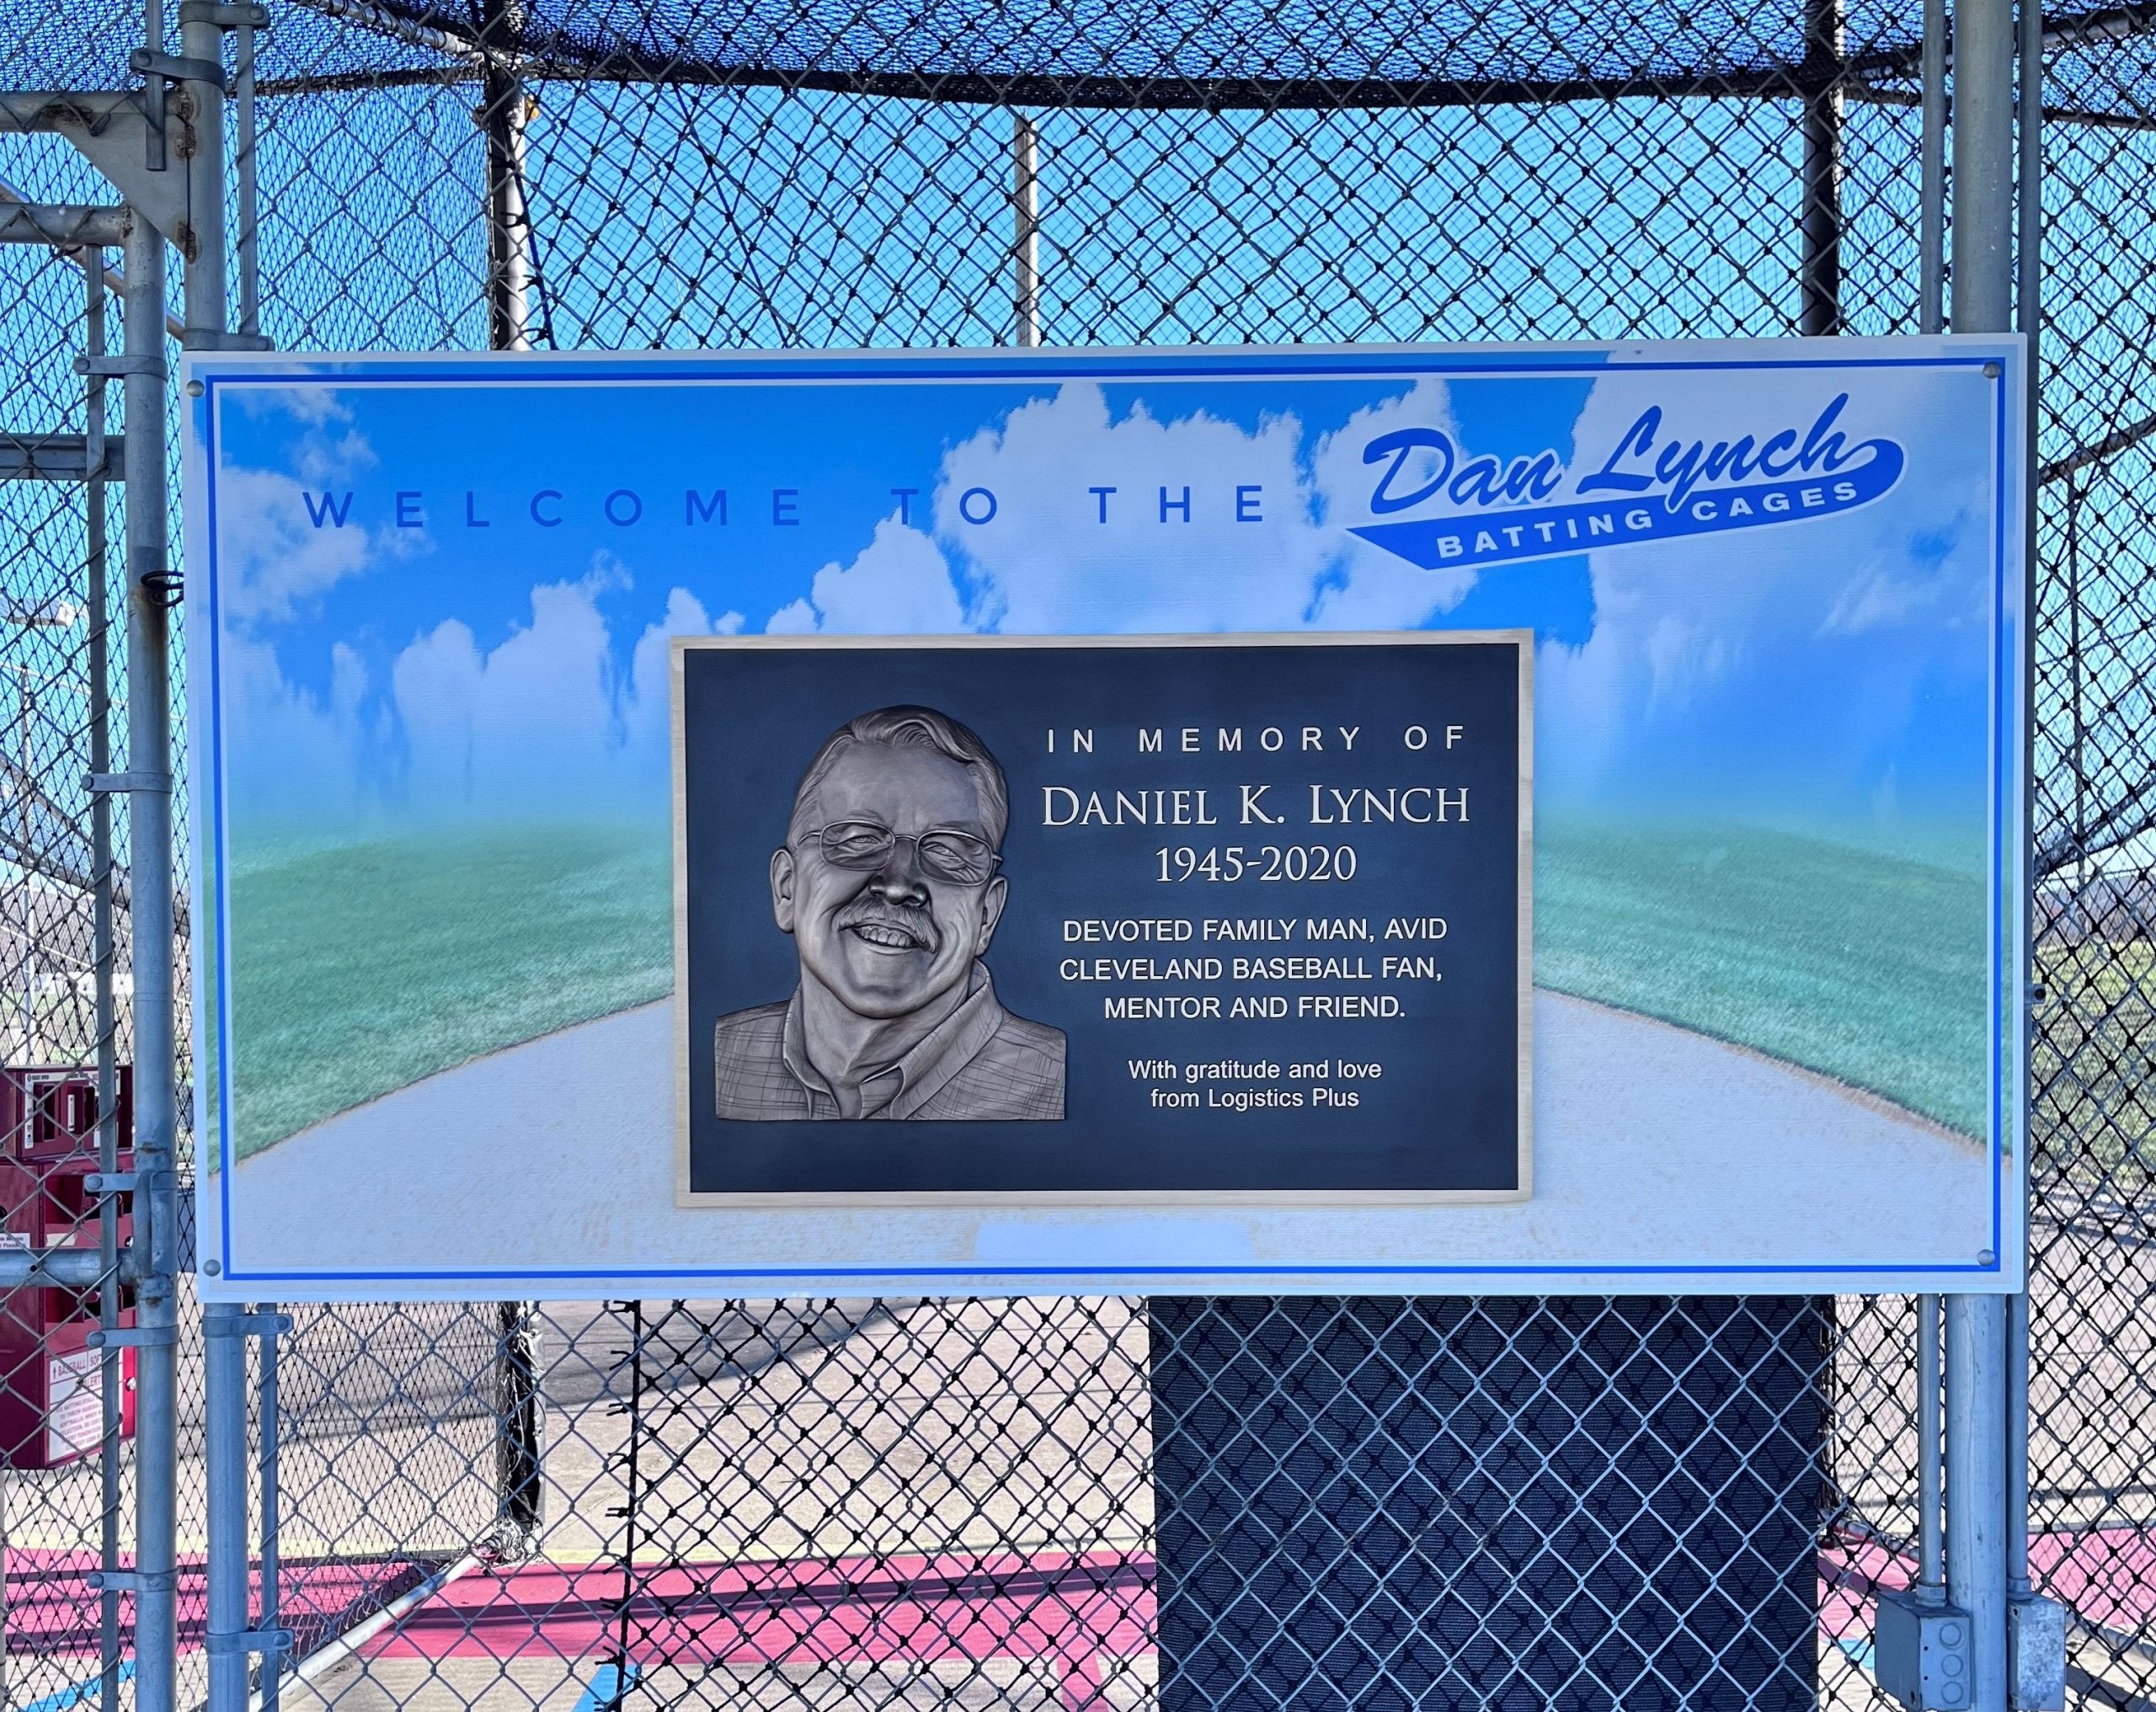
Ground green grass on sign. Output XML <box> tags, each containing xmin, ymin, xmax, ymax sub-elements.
<box><xmin>225</xmin><ymin>822</ymin><xmax>670</xmax><ymax>1160</ymax></box>
<box><xmin>1536</xmin><ymin>819</ymin><xmax>1988</xmax><ymax>1138</ymax></box>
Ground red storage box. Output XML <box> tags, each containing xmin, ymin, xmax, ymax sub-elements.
<box><xmin>0</xmin><ymin>1065</ymin><xmax>136</xmax><ymax>1469</ymax></box>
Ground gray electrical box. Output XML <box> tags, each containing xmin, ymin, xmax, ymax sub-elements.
<box><xmin>1876</xmin><ymin>1587</ymin><xmax>1975</xmax><ymax>1710</ymax></box>
<box><xmin>2008</xmin><ymin>1594</ymin><xmax>2068</xmax><ymax>1709</ymax></box>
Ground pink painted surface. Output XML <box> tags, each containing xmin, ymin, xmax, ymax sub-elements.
<box><xmin>2</xmin><ymin>1550</ymin><xmax>443</xmax><ymax>1658</ymax></box>
<box><xmin>2031</xmin><ymin>1526</ymin><xmax>2156</xmax><ymax>1633</ymax></box>
<box><xmin>12</xmin><ymin>1526</ymin><xmax>2156</xmax><ymax>1704</ymax></box>
<box><xmin>1819</xmin><ymin>1525</ymin><xmax>2156</xmax><ymax>1645</ymax></box>
<box><xmin>1817</xmin><ymin>1536</ymin><xmax>1917</xmax><ymax>1643</ymax></box>
<box><xmin>364</xmin><ymin>1550</ymin><xmax>1155</xmax><ymax>1712</ymax></box>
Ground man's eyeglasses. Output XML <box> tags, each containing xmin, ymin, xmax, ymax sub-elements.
<box><xmin>807</xmin><ymin>819</ymin><xmax>1001</xmax><ymax>884</ymax></box>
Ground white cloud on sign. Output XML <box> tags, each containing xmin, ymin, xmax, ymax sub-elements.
<box><xmin>933</xmin><ymin>381</ymin><xmax>1329</xmax><ymax>632</ymax></box>
<box><xmin>215</xmin><ymin>467</ymin><xmax>397</xmax><ymax>626</ymax></box>
<box><xmin>926</xmin><ymin>378</ymin><xmax>1486</xmax><ymax>634</ymax></box>
<box><xmin>1535</xmin><ymin>362</ymin><xmax>1999</xmax><ymax>817</ymax></box>
<box><xmin>1305</xmin><ymin>378</ymin><xmax>1481</xmax><ymax>629</ymax></box>
<box><xmin>766</xmin><ymin>519</ymin><xmax>968</xmax><ymax>634</ymax></box>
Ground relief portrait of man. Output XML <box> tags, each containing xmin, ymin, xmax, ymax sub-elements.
<box><xmin>712</xmin><ymin>704</ymin><xmax>1067</xmax><ymax>1122</ymax></box>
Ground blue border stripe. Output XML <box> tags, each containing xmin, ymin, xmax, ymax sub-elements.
<box><xmin>197</xmin><ymin>348</ymin><xmax>2021</xmax><ymax>1288</ymax></box>
<box><xmin>198</xmin><ymin>352</ymin><xmax>1995</xmax><ymax>391</ymax></box>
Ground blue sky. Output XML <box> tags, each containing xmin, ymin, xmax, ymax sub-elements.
<box><xmin>200</xmin><ymin>351</ymin><xmax>2005</xmax><ymax>866</ymax></box>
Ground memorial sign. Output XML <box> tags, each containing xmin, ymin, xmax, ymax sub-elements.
<box><xmin>182</xmin><ymin>339</ymin><xmax>2025</xmax><ymax>1299</ymax></box>
<box><xmin>673</xmin><ymin>635</ymin><xmax>1532</xmax><ymax>1201</ymax></box>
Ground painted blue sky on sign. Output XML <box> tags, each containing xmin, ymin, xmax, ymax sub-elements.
<box><xmin>205</xmin><ymin>358</ymin><xmax>1997</xmax><ymax>867</ymax></box>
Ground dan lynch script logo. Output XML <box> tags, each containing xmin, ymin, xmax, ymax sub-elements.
<box><xmin>1351</xmin><ymin>392</ymin><xmax>1906</xmax><ymax>572</ymax></box>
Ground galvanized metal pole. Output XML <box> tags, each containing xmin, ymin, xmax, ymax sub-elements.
<box><xmin>120</xmin><ymin>206</ymin><xmax>181</xmax><ymax>1712</ymax></box>
<box><xmin>476</xmin><ymin>24</ymin><xmax>547</xmax><ymax>1554</ymax></box>
<box><xmin>1946</xmin><ymin>0</ymin><xmax>2015</xmax><ymax>1698</ymax></box>
<box><xmin>1919</xmin><ymin>1293</ymin><xmax>1946</xmax><ymax>1602</ymax></box>
<box><xmin>1800</xmin><ymin>0</ymin><xmax>1843</xmax><ymax>335</ymax></box>
<box><xmin>1012</xmin><ymin>112</ymin><xmax>1039</xmax><ymax>347</ymax></box>
<box><xmin>175</xmin><ymin>23</ymin><xmax>263</xmax><ymax>1703</ymax></box>
<box><xmin>259</xmin><ymin>1304</ymin><xmax>285</xmax><ymax>1712</ymax></box>
<box><xmin>82</xmin><ymin>239</ymin><xmax>125</xmax><ymax>1712</ymax></box>
<box><xmin>179</xmin><ymin>10</ymin><xmax>229</xmax><ymax>339</ymax></box>
<box><xmin>480</xmin><ymin>0</ymin><xmax>531</xmax><ymax>353</ymax></box>
<box><xmin>233</xmin><ymin>13</ymin><xmax>260</xmax><ymax>341</ymax></box>
<box><xmin>205</xmin><ymin>1307</ymin><xmax>251</xmax><ymax>1712</ymax></box>
<box><xmin>1920</xmin><ymin>0</ymin><xmax>1947</xmax><ymax>333</ymax></box>
<box><xmin>1952</xmin><ymin>0</ymin><xmax>2014</xmax><ymax>334</ymax></box>
<box><xmin>1945</xmin><ymin>1299</ymin><xmax>2009</xmax><ymax>1708</ymax></box>
<box><xmin>2008</xmin><ymin>0</ymin><xmax>2041</xmax><ymax>1625</ymax></box>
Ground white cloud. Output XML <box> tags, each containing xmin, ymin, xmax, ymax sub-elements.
<box><xmin>765</xmin><ymin>518</ymin><xmax>967</xmax><ymax>634</ymax></box>
<box><xmin>921</xmin><ymin>379</ymin><xmax>1488</xmax><ymax>636</ymax></box>
<box><xmin>1821</xmin><ymin>565</ymin><xmax>1940</xmax><ymax>636</ymax></box>
<box><xmin>291</xmin><ymin>428</ymin><xmax>376</xmax><ymax>489</ymax></box>
<box><xmin>1305</xmin><ymin>380</ymin><xmax>1481</xmax><ymax>629</ymax></box>
<box><xmin>1535</xmin><ymin>361</ymin><xmax>1998</xmax><ymax>803</ymax></box>
<box><xmin>383</xmin><ymin>568</ymin><xmax>745</xmax><ymax>817</ymax></box>
<box><xmin>217</xmin><ymin>633</ymin><xmax>373</xmax><ymax>829</ymax></box>
<box><xmin>216</xmin><ymin>405</ymin><xmax>391</xmax><ymax>625</ymax></box>
<box><xmin>934</xmin><ymin>382</ymin><xmax>1331</xmax><ymax>632</ymax></box>
<box><xmin>624</xmin><ymin>585</ymin><xmax>723</xmax><ymax>751</ymax></box>
<box><xmin>1819</xmin><ymin>519</ymin><xmax>1984</xmax><ymax>637</ymax></box>
<box><xmin>215</xmin><ymin>467</ymin><xmax>392</xmax><ymax>625</ymax></box>
<box><xmin>393</xmin><ymin>577</ymin><xmax>619</xmax><ymax>814</ymax></box>
<box><xmin>229</xmin><ymin>385</ymin><xmax>352</xmax><ymax>428</ymax></box>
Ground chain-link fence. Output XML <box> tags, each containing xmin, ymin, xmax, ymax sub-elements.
<box><xmin>3</xmin><ymin>0</ymin><xmax>2154</xmax><ymax>1704</ymax></box>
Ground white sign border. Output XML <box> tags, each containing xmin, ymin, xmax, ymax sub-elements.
<box><xmin>182</xmin><ymin>336</ymin><xmax>2028</xmax><ymax>1300</ymax></box>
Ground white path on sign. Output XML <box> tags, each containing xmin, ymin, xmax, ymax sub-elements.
<box><xmin>217</xmin><ymin>992</ymin><xmax>1993</xmax><ymax>1295</ymax></box>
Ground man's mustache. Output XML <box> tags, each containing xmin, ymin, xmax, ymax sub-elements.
<box><xmin>835</xmin><ymin>895</ymin><xmax>940</xmax><ymax>952</ymax></box>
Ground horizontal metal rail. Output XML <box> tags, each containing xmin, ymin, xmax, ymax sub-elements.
<box><xmin>239</xmin><ymin>1551</ymin><xmax>487</xmax><ymax>1712</ymax></box>
<box><xmin>0</xmin><ymin>89</ymin><xmax>141</xmax><ymax>132</ymax></box>
<box><xmin>0</xmin><ymin>432</ymin><xmax>124</xmax><ymax>479</ymax></box>
<box><xmin>0</xmin><ymin>182</ymin><xmax>186</xmax><ymax>336</ymax></box>
<box><xmin>0</xmin><ymin>1245</ymin><xmax>135</xmax><ymax>1288</ymax></box>
<box><xmin>0</xmin><ymin>202</ymin><xmax>129</xmax><ymax>246</ymax></box>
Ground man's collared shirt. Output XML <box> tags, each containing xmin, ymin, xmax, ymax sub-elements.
<box><xmin>714</xmin><ymin>964</ymin><xmax>1065</xmax><ymax>1121</ymax></box>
